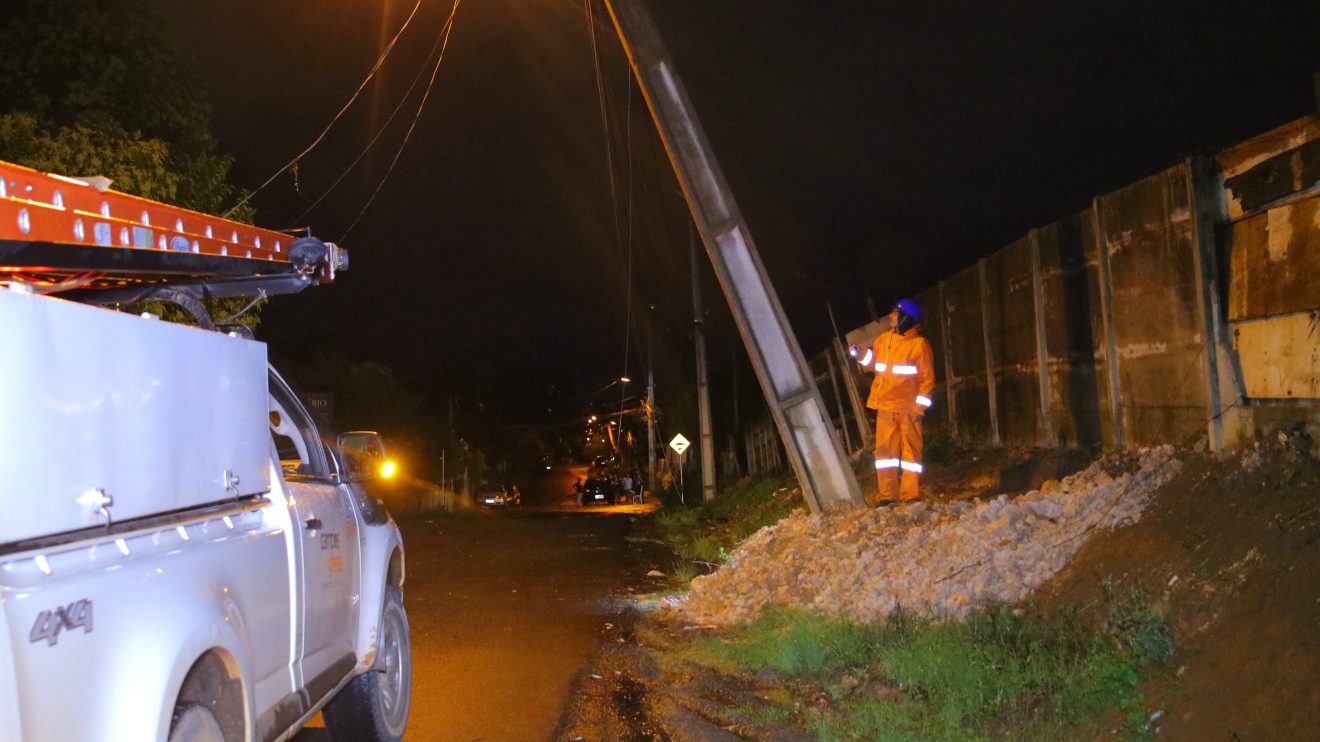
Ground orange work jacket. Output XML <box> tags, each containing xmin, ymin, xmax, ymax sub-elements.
<box><xmin>858</xmin><ymin>328</ymin><xmax>935</xmax><ymax>414</ymax></box>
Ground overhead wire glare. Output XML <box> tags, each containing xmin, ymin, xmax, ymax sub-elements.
<box><xmin>223</xmin><ymin>0</ymin><xmax>426</xmax><ymax>217</ymax></box>
<box><xmin>583</xmin><ymin>0</ymin><xmax>636</xmax><ymax>429</ymax></box>
<box><xmin>288</xmin><ymin>4</ymin><xmax>455</xmax><ymax>228</ymax></box>
<box><xmin>340</xmin><ymin>0</ymin><xmax>464</xmax><ymax>242</ymax></box>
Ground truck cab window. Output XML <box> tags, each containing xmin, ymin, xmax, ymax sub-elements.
<box><xmin>268</xmin><ymin>377</ymin><xmax>329</xmax><ymax>480</ymax></box>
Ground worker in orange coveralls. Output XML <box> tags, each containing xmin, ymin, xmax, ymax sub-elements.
<box><xmin>850</xmin><ymin>299</ymin><xmax>935</xmax><ymax>505</ymax></box>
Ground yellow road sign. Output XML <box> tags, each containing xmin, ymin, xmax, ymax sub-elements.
<box><xmin>669</xmin><ymin>433</ymin><xmax>690</xmax><ymax>455</ymax></box>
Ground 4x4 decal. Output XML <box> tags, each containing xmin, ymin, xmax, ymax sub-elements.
<box><xmin>29</xmin><ymin>599</ymin><xmax>94</xmax><ymax>646</ymax></box>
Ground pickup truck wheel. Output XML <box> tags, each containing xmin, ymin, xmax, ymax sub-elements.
<box><xmin>323</xmin><ymin>586</ymin><xmax>411</xmax><ymax>742</ymax></box>
<box><xmin>168</xmin><ymin>704</ymin><xmax>225</xmax><ymax>742</ymax></box>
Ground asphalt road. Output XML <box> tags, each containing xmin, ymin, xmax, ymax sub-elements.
<box><xmin>295</xmin><ymin>466</ymin><xmax>665</xmax><ymax>741</ymax></box>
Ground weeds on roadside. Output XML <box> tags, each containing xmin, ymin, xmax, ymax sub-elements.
<box><xmin>691</xmin><ymin>588</ymin><xmax>1172</xmax><ymax>741</ymax></box>
<box><xmin>695</xmin><ymin>608</ymin><xmax>891</xmax><ymax>676</ymax></box>
<box><xmin>656</xmin><ymin>472</ymin><xmax>799</xmax><ymax>583</ymax></box>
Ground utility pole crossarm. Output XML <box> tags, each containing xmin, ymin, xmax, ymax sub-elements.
<box><xmin>603</xmin><ymin>0</ymin><xmax>864</xmax><ymax>511</ymax></box>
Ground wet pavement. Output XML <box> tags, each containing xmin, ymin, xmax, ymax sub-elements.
<box><xmin>295</xmin><ymin>466</ymin><xmax>668</xmax><ymax>741</ymax></box>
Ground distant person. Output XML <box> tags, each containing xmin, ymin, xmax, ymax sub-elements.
<box><xmin>573</xmin><ymin>478</ymin><xmax>584</xmax><ymax>507</ymax></box>
<box><xmin>622</xmin><ymin>472</ymin><xmax>635</xmax><ymax>499</ymax></box>
<box><xmin>851</xmin><ymin>299</ymin><xmax>935</xmax><ymax>505</ymax></box>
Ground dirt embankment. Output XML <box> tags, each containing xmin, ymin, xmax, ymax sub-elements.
<box><xmin>1032</xmin><ymin>433</ymin><xmax>1320</xmax><ymax>740</ymax></box>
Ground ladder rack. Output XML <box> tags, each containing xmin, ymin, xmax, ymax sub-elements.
<box><xmin>0</xmin><ymin>160</ymin><xmax>344</xmax><ymax>296</ymax></box>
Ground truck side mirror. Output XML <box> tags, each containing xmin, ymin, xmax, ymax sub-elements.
<box><xmin>337</xmin><ymin>431</ymin><xmax>396</xmax><ymax>483</ymax></box>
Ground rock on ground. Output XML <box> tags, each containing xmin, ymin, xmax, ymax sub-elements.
<box><xmin>675</xmin><ymin>446</ymin><xmax>1182</xmax><ymax>625</ymax></box>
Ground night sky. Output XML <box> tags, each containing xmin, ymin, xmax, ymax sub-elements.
<box><xmin>167</xmin><ymin>0</ymin><xmax>1318</xmax><ymax>413</ymax></box>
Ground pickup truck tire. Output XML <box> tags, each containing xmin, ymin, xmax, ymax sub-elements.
<box><xmin>168</xmin><ymin>705</ymin><xmax>225</xmax><ymax>742</ymax></box>
<box><xmin>323</xmin><ymin>586</ymin><xmax>411</xmax><ymax>742</ymax></box>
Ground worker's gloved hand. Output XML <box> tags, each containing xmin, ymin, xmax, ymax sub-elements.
<box><xmin>848</xmin><ymin>344</ymin><xmax>859</xmax><ymax>357</ymax></box>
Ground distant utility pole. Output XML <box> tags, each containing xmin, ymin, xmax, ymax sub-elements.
<box><xmin>646</xmin><ymin>304</ymin><xmax>657</xmax><ymax>495</ymax></box>
<box><xmin>691</xmin><ymin>226</ymin><xmax>717</xmax><ymax>503</ymax></box>
<box><xmin>828</xmin><ymin>301</ymin><xmax>871</xmax><ymax>445</ymax></box>
<box><xmin>731</xmin><ymin>351</ymin><xmax>744</xmax><ymax>478</ymax></box>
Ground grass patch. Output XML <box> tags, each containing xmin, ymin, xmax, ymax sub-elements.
<box><xmin>728</xmin><ymin>702</ymin><xmax>797</xmax><ymax>726</ymax></box>
<box><xmin>656</xmin><ymin>472</ymin><xmax>800</xmax><ymax>581</ymax></box>
<box><xmin>669</xmin><ymin>560</ymin><xmax>700</xmax><ymax>586</ymax></box>
<box><xmin>691</xmin><ymin>591</ymin><xmax>1172</xmax><ymax>741</ymax></box>
<box><xmin>697</xmin><ymin>608</ymin><xmax>889</xmax><ymax>676</ymax></box>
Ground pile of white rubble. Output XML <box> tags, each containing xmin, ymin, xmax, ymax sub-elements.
<box><xmin>676</xmin><ymin>446</ymin><xmax>1181</xmax><ymax>626</ymax></box>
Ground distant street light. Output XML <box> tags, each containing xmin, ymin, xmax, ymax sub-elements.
<box><xmin>620</xmin><ymin>376</ymin><xmax>631</xmax><ymax>383</ymax></box>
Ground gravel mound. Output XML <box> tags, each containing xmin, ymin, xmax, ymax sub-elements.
<box><xmin>675</xmin><ymin>446</ymin><xmax>1182</xmax><ymax>625</ymax></box>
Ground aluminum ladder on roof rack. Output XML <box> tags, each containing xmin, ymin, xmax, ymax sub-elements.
<box><xmin>0</xmin><ymin>159</ymin><xmax>346</xmax><ymax>298</ymax></box>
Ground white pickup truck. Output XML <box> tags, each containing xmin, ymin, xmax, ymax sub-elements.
<box><xmin>0</xmin><ymin>287</ymin><xmax>412</xmax><ymax>741</ymax></box>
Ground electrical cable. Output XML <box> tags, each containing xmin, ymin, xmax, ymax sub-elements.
<box><xmin>583</xmin><ymin>0</ymin><xmax>636</xmax><ymax>425</ymax></box>
<box><xmin>287</xmin><ymin>6</ymin><xmax>452</xmax><ymax>228</ymax></box>
<box><xmin>223</xmin><ymin>0</ymin><xmax>425</xmax><ymax>217</ymax></box>
<box><xmin>584</xmin><ymin>0</ymin><xmax>622</xmax><ymax>253</ymax></box>
<box><xmin>616</xmin><ymin>73</ymin><xmax>637</xmax><ymax>427</ymax></box>
<box><xmin>340</xmin><ymin>0</ymin><xmax>463</xmax><ymax>242</ymax></box>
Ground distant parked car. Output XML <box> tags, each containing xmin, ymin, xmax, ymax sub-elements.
<box><xmin>479</xmin><ymin>483</ymin><xmax>519</xmax><ymax>507</ymax></box>
<box><xmin>578</xmin><ymin>477</ymin><xmax>617</xmax><ymax>506</ymax></box>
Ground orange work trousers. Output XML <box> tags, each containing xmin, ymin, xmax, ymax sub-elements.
<box><xmin>873</xmin><ymin>410</ymin><xmax>923</xmax><ymax>504</ymax></box>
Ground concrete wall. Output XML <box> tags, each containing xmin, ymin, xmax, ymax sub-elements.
<box><xmin>835</xmin><ymin>113</ymin><xmax>1320</xmax><ymax>451</ymax></box>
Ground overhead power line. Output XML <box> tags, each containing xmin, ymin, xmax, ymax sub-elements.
<box><xmin>340</xmin><ymin>0</ymin><xmax>463</xmax><ymax>242</ymax></box>
<box><xmin>288</xmin><ymin>4</ymin><xmax>454</xmax><ymax>228</ymax></box>
<box><xmin>224</xmin><ymin>0</ymin><xmax>425</xmax><ymax>217</ymax></box>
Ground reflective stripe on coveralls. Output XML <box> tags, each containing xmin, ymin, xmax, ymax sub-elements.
<box><xmin>874</xmin><ymin>411</ymin><xmax>924</xmax><ymax>503</ymax></box>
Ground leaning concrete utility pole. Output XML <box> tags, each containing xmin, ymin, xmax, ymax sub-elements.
<box><xmin>691</xmin><ymin>225</ymin><xmax>717</xmax><ymax>503</ymax></box>
<box><xmin>603</xmin><ymin>0</ymin><xmax>864</xmax><ymax>511</ymax></box>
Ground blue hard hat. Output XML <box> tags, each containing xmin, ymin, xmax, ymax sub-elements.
<box><xmin>894</xmin><ymin>298</ymin><xmax>921</xmax><ymax>322</ymax></box>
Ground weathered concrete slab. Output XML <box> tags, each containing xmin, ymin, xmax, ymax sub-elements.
<box><xmin>943</xmin><ymin>264</ymin><xmax>992</xmax><ymax>441</ymax></box>
<box><xmin>1099</xmin><ymin>166</ymin><xmax>1211</xmax><ymax>446</ymax></box>
<box><xmin>984</xmin><ymin>238</ymin><xmax>1043</xmax><ymax>445</ymax></box>
<box><xmin>1036</xmin><ymin>213</ymin><xmax>1108</xmax><ymax>448</ymax></box>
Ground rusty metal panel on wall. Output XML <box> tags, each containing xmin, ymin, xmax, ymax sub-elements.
<box><xmin>1036</xmin><ymin>212</ymin><xmax>1109</xmax><ymax>448</ymax></box>
<box><xmin>1233</xmin><ymin>312</ymin><xmax>1320</xmax><ymax>399</ymax></box>
<box><xmin>1100</xmin><ymin>165</ymin><xmax>1211</xmax><ymax>446</ymax></box>
<box><xmin>942</xmin><ymin>265</ymin><xmax>992</xmax><ymax>442</ymax></box>
<box><xmin>1228</xmin><ymin>196</ymin><xmax>1320</xmax><ymax>322</ymax></box>
<box><xmin>985</xmin><ymin>238</ymin><xmax>1043</xmax><ymax>445</ymax></box>
<box><xmin>1223</xmin><ymin>139</ymin><xmax>1320</xmax><ymax>215</ymax></box>
<box><xmin>1217</xmin><ymin>114</ymin><xmax>1320</xmax><ymax>220</ymax></box>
